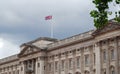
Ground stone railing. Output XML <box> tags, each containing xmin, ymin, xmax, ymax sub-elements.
<box><xmin>0</xmin><ymin>54</ymin><xmax>18</xmax><ymax>64</ymax></box>
<box><xmin>48</xmin><ymin>30</ymin><xmax>94</xmax><ymax>49</ymax></box>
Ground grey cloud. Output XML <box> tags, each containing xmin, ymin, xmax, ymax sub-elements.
<box><xmin>0</xmin><ymin>0</ymin><xmax>96</xmax><ymax>59</ymax></box>
<box><xmin>0</xmin><ymin>0</ymin><xmax>94</xmax><ymax>27</ymax></box>
<box><xmin>0</xmin><ymin>0</ymin><xmax>95</xmax><ymax>39</ymax></box>
<box><xmin>0</xmin><ymin>37</ymin><xmax>19</xmax><ymax>59</ymax></box>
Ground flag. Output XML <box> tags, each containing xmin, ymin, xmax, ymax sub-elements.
<box><xmin>45</xmin><ymin>15</ymin><xmax>52</xmax><ymax>20</ymax></box>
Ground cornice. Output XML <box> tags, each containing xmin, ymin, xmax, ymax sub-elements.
<box><xmin>48</xmin><ymin>30</ymin><xmax>94</xmax><ymax>51</ymax></box>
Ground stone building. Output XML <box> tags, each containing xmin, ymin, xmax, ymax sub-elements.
<box><xmin>0</xmin><ymin>20</ymin><xmax>120</xmax><ymax>74</ymax></box>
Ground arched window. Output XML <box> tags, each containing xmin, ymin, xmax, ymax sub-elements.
<box><xmin>76</xmin><ymin>72</ymin><xmax>81</xmax><ymax>74</ymax></box>
<box><xmin>110</xmin><ymin>66</ymin><xmax>115</xmax><ymax>74</ymax></box>
<box><xmin>85</xmin><ymin>71</ymin><xmax>89</xmax><ymax>74</ymax></box>
<box><xmin>93</xmin><ymin>69</ymin><xmax>96</xmax><ymax>74</ymax></box>
<box><xmin>103</xmin><ymin>69</ymin><xmax>106</xmax><ymax>74</ymax></box>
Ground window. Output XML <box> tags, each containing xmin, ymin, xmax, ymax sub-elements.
<box><xmin>30</xmin><ymin>60</ymin><xmax>32</xmax><ymax>67</ymax></box>
<box><xmin>21</xmin><ymin>67</ymin><xmax>23</xmax><ymax>71</ymax></box>
<box><xmin>111</xmin><ymin>66</ymin><xmax>115</xmax><ymax>74</ymax></box>
<box><xmin>17</xmin><ymin>70</ymin><xmax>19</xmax><ymax>74</ymax></box>
<box><xmin>111</xmin><ymin>49</ymin><xmax>115</xmax><ymax>60</ymax></box>
<box><xmin>44</xmin><ymin>66</ymin><xmax>45</xmax><ymax>70</ymax></box>
<box><xmin>103</xmin><ymin>51</ymin><xmax>106</xmax><ymax>62</ymax></box>
<box><xmin>49</xmin><ymin>63</ymin><xmax>51</xmax><ymax>71</ymax></box>
<box><xmin>69</xmin><ymin>58</ymin><xmax>72</xmax><ymax>69</ymax></box>
<box><xmin>85</xmin><ymin>71</ymin><xmax>89</xmax><ymax>74</ymax></box>
<box><xmin>0</xmin><ymin>69</ymin><xmax>1</xmax><ymax>73</ymax></box>
<box><xmin>55</xmin><ymin>61</ymin><xmax>58</xmax><ymax>71</ymax></box>
<box><xmin>13</xmin><ymin>71</ymin><xmax>15</xmax><ymax>74</ymax></box>
<box><xmin>94</xmin><ymin>53</ymin><xmax>96</xmax><ymax>65</ymax></box>
<box><xmin>9</xmin><ymin>72</ymin><xmax>11</xmax><ymax>74</ymax></box>
<box><xmin>76</xmin><ymin>72</ymin><xmax>81</xmax><ymax>74</ymax></box>
<box><xmin>104</xmin><ymin>71</ymin><xmax>106</xmax><ymax>74</ymax></box>
<box><xmin>111</xmin><ymin>70</ymin><xmax>115</xmax><ymax>74</ymax></box>
<box><xmin>38</xmin><ymin>63</ymin><xmax>40</xmax><ymax>67</ymax></box>
<box><xmin>61</xmin><ymin>60</ymin><xmax>65</xmax><ymax>70</ymax></box>
<box><xmin>76</xmin><ymin>57</ymin><xmax>80</xmax><ymax>68</ymax></box>
<box><xmin>85</xmin><ymin>55</ymin><xmax>89</xmax><ymax>66</ymax></box>
<box><xmin>103</xmin><ymin>69</ymin><xmax>106</xmax><ymax>74</ymax></box>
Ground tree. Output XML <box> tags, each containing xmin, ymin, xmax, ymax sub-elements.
<box><xmin>90</xmin><ymin>0</ymin><xmax>120</xmax><ymax>29</ymax></box>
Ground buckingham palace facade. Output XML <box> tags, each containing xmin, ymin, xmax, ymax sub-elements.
<box><xmin>0</xmin><ymin>20</ymin><xmax>120</xmax><ymax>74</ymax></box>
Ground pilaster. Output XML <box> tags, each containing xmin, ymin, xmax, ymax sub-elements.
<box><xmin>52</xmin><ymin>56</ymin><xmax>54</xmax><ymax>74</ymax></box>
<box><xmin>89</xmin><ymin>46</ymin><xmax>94</xmax><ymax>74</ymax></box>
<box><xmin>73</xmin><ymin>50</ymin><xmax>76</xmax><ymax>74</ymax></box>
<box><xmin>58</xmin><ymin>53</ymin><xmax>61</xmax><ymax>74</ymax></box>
<box><xmin>81</xmin><ymin>47</ymin><xmax>84</xmax><ymax>74</ymax></box>
<box><xmin>106</xmin><ymin>39</ymin><xmax>110</xmax><ymax>74</ymax></box>
<box><xmin>95</xmin><ymin>42</ymin><xmax>101</xmax><ymax>74</ymax></box>
<box><xmin>20</xmin><ymin>61</ymin><xmax>25</xmax><ymax>74</ymax></box>
<box><xmin>65</xmin><ymin>51</ymin><xmax>68</xmax><ymax>74</ymax></box>
<box><xmin>114</xmin><ymin>37</ymin><xmax>119</xmax><ymax>74</ymax></box>
<box><xmin>39</xmin><ymin>56</ymin><xmax>45</xmax><ymax>74</ymax></box>
<box><xmin>35</xmin><ymin>58</ymin><xmax>39</xmax><ymax>74</ymax></box>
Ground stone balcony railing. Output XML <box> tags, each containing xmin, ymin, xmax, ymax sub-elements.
<box><xmin>48</xmin><ymin>30</ymin><xmax>94</xmax><ymax>49</ymax></box>
<box><xmin>0</xmin><ymin>54</ymin><xmax>18</xmax><ymax>64</ymax></box>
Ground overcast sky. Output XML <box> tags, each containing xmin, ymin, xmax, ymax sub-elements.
<box><xmin>0</xmin><ymin>0</ymin><xmax>119</xmax><ymax>59</ymax></box>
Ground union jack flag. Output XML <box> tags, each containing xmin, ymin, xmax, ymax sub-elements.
<box><xmin>45</xmin><ymin>15</ymin><xmax>52</xmax><ymax>20</ymax></box>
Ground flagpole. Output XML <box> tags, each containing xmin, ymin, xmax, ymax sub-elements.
<box><xmin>50</xmin><ymin>20</ymin><xmax>53</xmax><ymax>38</ymax></box>
<box><xmin>45</xmin><ymin>15</ymin><xmax>53</xmax><ymax>38</ymax></box>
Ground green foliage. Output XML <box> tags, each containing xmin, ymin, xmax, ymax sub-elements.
<box><xmin>116</xmin><ymin>0</ymin><xmax>120</xmax><ymax>4</ymax></box>
<box><xmin>90</xmin><ymin>0</ymin><xmax>120</xmax><ymax>29</ymax></box>
<box><xmin>114</xmin><ymin>11</ymin><xmax>120</xmax><ymax>22</ymax></box>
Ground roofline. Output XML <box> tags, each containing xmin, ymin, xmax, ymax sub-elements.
<box><xmin>20</xmin><ymin>37</ymin><xmax>58</xmax><ymax>47</ymax></box>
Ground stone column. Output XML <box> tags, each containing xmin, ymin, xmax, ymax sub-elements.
<box><xmin>58</xmin><ymin>53</ymin><xmax>61</xmax><ymax>74</ymax></box>
<box><xmin>20</xmin><ymin>61</ymin><xmax>25</xmax><ymax>74</ymax></box>
<box><xmin>106</xmin><ymin>40</ymin><xmax>110</xmax><ymax>74</ymax></box>
<box><xmin>90</xmin><ymin>46</ymin><xmax>94</xmax><ymax>74</ymax></box>
<box><xmin>52</xmin><ymin>56</ymin><xmax>55</xmax><ymax>74</ymax></box>
<box><xmin>65</xmin><ymin>52</ymin><xmax>68</xmax><ymax>74</ymax></box>
<box><xmin>39</xmin><ymin>57</ymin><xmax>45</xmax><ymax>74</ymax></box>
<box><xmin>31</xmin><ymin>59</ymin><xmax>34</xmax><ymax>74</ymax></box>
<box><xmin>114</xmin><ymin>37</ymin><xmax>119</xmax><ymax>74</ymax></box>
<box><xmin>95</xmin><ymin>42</ymin><xmax>101</xmax><ymax>74</ymax></box>
<box><xmin>35</xmin><ymin>58</ymin><xmax>38</xmax><ymax>74</ymax></box>
<box><xmin>73</xmin><ymin>50</ymin><xmax>76</xmax><ymax>74</ymax></box>
<box><xmin>81</xmin><ymin>47</ymin><xmax>84</xmax><ymax>74</ymax></box>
